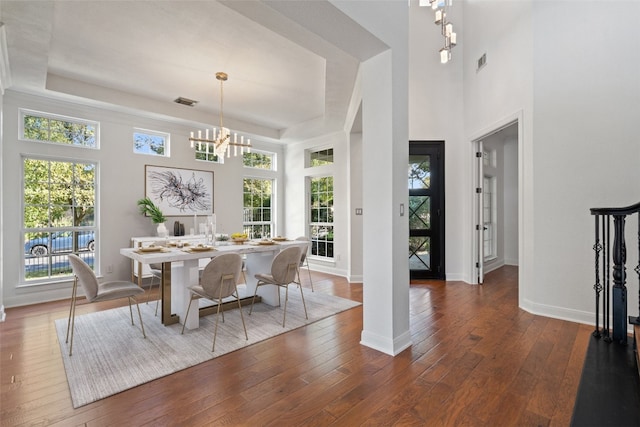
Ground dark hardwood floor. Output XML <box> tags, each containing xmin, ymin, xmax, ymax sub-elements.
<box><xmin>0</xmin><ymin>266</ymin><xmax>592</xmax><ymax>426</ymax></box>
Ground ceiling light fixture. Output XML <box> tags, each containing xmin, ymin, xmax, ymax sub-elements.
<box><xmin>189</xmin><ymin>72</ymin><xmax>251</xmax><ymax>158</ymax></box>
<box><xmin>420</xmin><ymin>0</ymin><xmax>457</xmax><ymax>64</ymax></box>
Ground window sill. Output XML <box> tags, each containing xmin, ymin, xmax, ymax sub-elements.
<box><xmin>308</xmin><ymin>256</ymin><xmax>336</xmax><ymax>267</ymax></box>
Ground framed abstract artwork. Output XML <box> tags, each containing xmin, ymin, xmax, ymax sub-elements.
<box><xmin>144</xmin><ymin>165</ymin><xmax>214</xmax><ymax>216</ymax></box>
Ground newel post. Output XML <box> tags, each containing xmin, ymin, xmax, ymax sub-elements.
<box><xmin>612</xmin><ymin>215</ymin><xmax>627</xmax><ymax>344</ymax></box>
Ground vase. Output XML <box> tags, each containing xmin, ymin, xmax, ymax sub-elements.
<box><xmin>156</xmin><ymin>222</ymin><xmax>168</xmax><ymax>237</ymax></box>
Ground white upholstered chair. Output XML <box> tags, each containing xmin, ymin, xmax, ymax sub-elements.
<box><xmin>66</xmin><ymin>254</ymin><xmax>146</xmax><ymax>356</ymax></box>
<box><xmin>249</xmin><ymin>246</ymin><xmax>308</xmax><ymax>327</ymax></box>
<box><xmin>181</xmin><ymin>253</ymin><xmax>247</xmax><ymax>351</ymax></box>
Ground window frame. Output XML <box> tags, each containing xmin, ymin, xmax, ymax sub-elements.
<box><xmin>194</xmin><ymin>141</ymin><xmax>224</xmax><ymax>164</ymax></box>
<box><xmin>483</xmin><ymin>175</ymin><xmax>497</xmax><ymax>262</ymax></box>
<box><xmin>307</xmin><ymin>146</ymin><xmax>334</xmax><ymax>168</ymax></box>
<box><xmin>308</xmin><ymin>174</ymin><xmax>334</xmax><ymax>260</ymax></box>
<box><xmin>19</xmin><ymin>108</ymin><xmax>100</xmax><ymax>149</ymax></box>
<box><xmin>242</xmin><ymin>176</ymin><xmax>275</xmax><ymax>239</ymax></box>
<box><xmin>20</xmin><ymin>155</ymin><xmax>99</xmax><ymax>286</ymax></box>
<box><xmin>133</xmin><ymin>128</ymin><xmax>170</xmax><ymax>157</ymax></box>
<box><xmin>243</xmin><ymin>149</ymin><xmax>276</xmax><ymax>171</ymax></box>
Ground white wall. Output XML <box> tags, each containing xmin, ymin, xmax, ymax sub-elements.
<box><xmin>283</xmin><ymin>131</ymin><xmax>350</xmax><ymax>278</ymax></box>
<box><xmin>460</xmin><ymin>0</ymin><xmax>640</xmax><ymax>326</ymax></box>
<box><xmin>527</xmin><ymin>1</ymin><xmax>640</xmax><ymax>323</ymax></box>
<box><xmin>348</xmin><ymin>130</ymin><xmax>363</xmax><ymax>282</ymax></box>
<box><xmin>2</xmin><ymin>90</ymin><xmax>284</xmax><ymax>307</ymax></box>
<box><xmin>462</xmin><ymin>0</ymin><xmax>534</xmax><ymax>302</ymax></box>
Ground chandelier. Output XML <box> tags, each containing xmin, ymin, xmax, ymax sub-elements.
<box><xmin>189</xmin><ymin>72</ymin><xmax>251</xmax><ymax>158</ymax></box>
<box><xmin>420</xmin><ymin>0</ymin><xmax>457</xmax><ymax>64</ymax></box>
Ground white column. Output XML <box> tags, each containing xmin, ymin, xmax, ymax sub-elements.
<box><xmin>359</xmin><ymin>48</ymin><xmax>411</xmax><ymax>356</ymax></box>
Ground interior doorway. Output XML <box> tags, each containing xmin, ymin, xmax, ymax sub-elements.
<box><xmin>472</xmin><ymin>123</ymin><xmax>519</xmax><ymax>284</ymax></box>
<box><xmin>409</xmin><ymin>141</ymin><xmax>445</xmax><ymax>280</ymax></box>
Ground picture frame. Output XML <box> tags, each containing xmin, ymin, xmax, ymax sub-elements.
<box><xmin>144</xmin><ymin>165</ymin><xmax>214</xmax><ymax>216</ymax></box>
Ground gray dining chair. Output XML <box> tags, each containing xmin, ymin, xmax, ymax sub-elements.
<box><xmin>249</xmin><ymin>246</ymin><xmax>308</xmax><ymax>327</ymax></box>
<box><xmin>66</xmin><ymin>254</ymin><xmax>146</xmax><ymax>356</ymax></box>
<box><xmin>294</xmin><ymin>236</ymin><xmax>314</xmax><ymax>292</ymax></box>
<box><xmin>181</xmin><ymin>253</ymin><xmax>247</xmax><ymax>352</ymax></box>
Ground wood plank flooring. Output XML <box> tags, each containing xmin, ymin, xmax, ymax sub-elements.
<box><xmin>0</xmin><ymin>266</ymin><xmax>592</xmax><ymax>426</ymax></box>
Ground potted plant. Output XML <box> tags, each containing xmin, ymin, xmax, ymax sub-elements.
<box><xmin>137</xmin><ymin>197</ymin><xmax>167</xmax><ymax>236</ymax></box>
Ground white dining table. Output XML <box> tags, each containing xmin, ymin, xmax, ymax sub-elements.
<box><xmin>120</xmin><ymin>239</ymin><xmax>309</xmax><ymax>329</ymax></box>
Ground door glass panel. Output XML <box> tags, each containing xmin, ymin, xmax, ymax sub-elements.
<box><xmin>409</xmin><ymin>155</ymin><xmax>431</xmax><ymax>189</ymax></box>
<box><xmin>409</xmin><ymin>196</ymin><xmax>431</xmax><ymax>230</ymax></box>
<box><xmin>409</xmin><ymin>237</ymin><xmax>431</xmax><ymax>271</ymax></box>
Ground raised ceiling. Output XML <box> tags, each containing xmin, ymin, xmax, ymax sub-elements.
<box><xmin>1</xmin><ymin>1</ymin><xmax>385</xmax><ymax>142</ymax></box>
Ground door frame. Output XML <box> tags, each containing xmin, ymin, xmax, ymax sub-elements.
<box><xmin>409</xmin><ymin>140</ymin><xmax>445</xmax><ymax>280</ymax></box>
<box><xmin>475</xmin><ymin>140</ymin><xmax>485</xmax><ymax>284</ymax></box>
<box><xmin>469</xmin><ymin>111</ymin><xmax>523</xmax><ymax>287</ymax></box>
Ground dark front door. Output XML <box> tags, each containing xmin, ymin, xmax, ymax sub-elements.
<box><xmin>409</xmin><ymin>141</ymin><xmax>445</xmax><ymax>280</ymax></box>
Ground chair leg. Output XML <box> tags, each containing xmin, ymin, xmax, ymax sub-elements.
<box><xmin>131</xmin><ymin>297</ymin><xmax>146</xmax><ymax>338</ymax></box>
<box><xmin>295</xmin><ymin>261</ymin><xmax>314</xmax><ymax>292</ymax></box>
<box><xmin>146</xmin><ymin>275</ymin><xmax>155</xmax><ymax>304</ymax></box>
<box><xmin>306</xmin><ymin>259</ymin><xmax>314</xmax><ymax>292</ymax></box>
<box><xmin>282</xmin><ymin>285</ymin><xmax>288</xmax><ymax>327</ymax></box>
<box><xmin>65</xmin><ymin>278</ymin><xmax>78</xmax><ymax>344</ymax></box>
<box><xmin>66</xmin><ymin>278</ymin><xmax>79</xmax><ymax>356</ymax></box>
<box><xmin>236</xmin><ymin>289</ymin><xmax>248</xmax><ymax>341</ymax></box>
<box><xmin>181</xmin><ymin>296</ymin><xmax>196</xmax><ymax>335</ymax></box>
<box><xmin>212</xmin><ymin>301</ymin><xmax>223</xmax><ymax>352</ymax></box>
<box><xmin>249</xmin><ymin>281</ymin><xmax>261</xmax><ymax>315</ymax></box>
<box><xmin>299</xmin><ymin>282</ymin><xmax>308</xmax><ymax>320</ymax></box>
<box><xmin>128</xmin><ymin>298</ymin><xmax>135</xmax><ymax>325</ymax></box>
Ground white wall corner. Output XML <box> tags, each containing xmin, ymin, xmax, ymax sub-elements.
<box><xmin>0</xmin><ymin>24</ymin><xmax>13</xmax><ymax>94</ymax></box>
<box><xmin>520</xmin><ymin>297</ymin><xmax>594</xmax><ymax>327</ymax></box>
<box><xmin>360</xmin><ymin>329</ymin><xmax>412</xmax><ymax>356</ymax></box>
<box><xmin>347</xmin><ymin>274</ymin><xmax>363</xmax><ymax>283</ymax></box>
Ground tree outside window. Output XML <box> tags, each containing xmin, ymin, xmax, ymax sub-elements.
<box><xmin>309</xmin><ymin>148</ymin><xmax>333</xmax><ymax>167</ymax></box>
<box><xmin>133</xmin><ymin>129</ymin><xmax>169</xmax><ymax>156</ymax></box>
<box><xmin>22</xmin><ymin>110</ymin><xmax>97</xmax><ymax>148</ymax></box>
<box><xmin>309</xmin><ymin>176</ymin><xmax>334</xmax><ymax>258</ymax></box>
<box><xmin>23</xmin><ymin>158</ymin><xmax>97</xmax><ymax>281</ymax></box>
<box><xmin>243</xmin><ymin>178</ymin><xmax>273</xmax><ymax>238</ymax></box>
<box><xmin>243</xmin><ymin>151</ymin><xmax>274</xmax><ymax>170</ymax></box>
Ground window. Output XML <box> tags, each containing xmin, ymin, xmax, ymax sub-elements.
<box><xmin>194</xmin><ymin>142</ymin><xmax>223</xmax><ymax>163</ymax></box>
<box><xmin>133</xmin><ymin>128</ymin><xmax>169</xmax><ymax>156</ymax></box>
<box><xmin>243</xmin><ymin>178</ymin><xmax>273</xmax><ymax>238</ymax></box>
<box><xmin>483</xmin><ymin>149</ymin><xmax>496</xmax><ymax>168</ymax></box>
<box><xmin>309</xmin><ymin>148</ymin><xmax>333</xmax><ymax>167</ymax></box>
<box><xmin>483</xmin><ymin>175</ymin><xmax>497</xmax><ymax>261</ymax></box>
<box><xmin>309</xmin><ymin>176</ymin><xmax>334</xmax><ymax>259</ymax></box>
<box><xmin>243</xmin><ymin>151</ymin><xmax>274</xmax><ymax>170</ymax></box>
<box><xmin>20</xmin><ymin>109</ymin><xmax>98</xmax><ymax>148</ymax></box>
<box><xmin>22</xmin><ymin>157</ymin><xmax>97</xmax><ymax>282</ymax></box>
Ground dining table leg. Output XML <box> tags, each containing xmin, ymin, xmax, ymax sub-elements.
<box><xmin>173</xmin><ymin>259</ymin><xmax>201</xmax><ymax>330</ymax></box>
<box><xmin>160</xmin><ymin>261</ymin><xmax>178</xmax><ymax>325</ymax></box>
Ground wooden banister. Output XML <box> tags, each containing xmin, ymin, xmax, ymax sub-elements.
<box><xmin>590</xmin><ymin>201</ymin><xmax>640</xmax><ymax>344</ymax></box>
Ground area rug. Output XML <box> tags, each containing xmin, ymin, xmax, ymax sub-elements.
<box><xmin>54</xmin><ymin>291</ymin><xmax>360</xmax><ymax>408</ymax></box>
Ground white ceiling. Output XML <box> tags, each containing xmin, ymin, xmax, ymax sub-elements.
<box><xmin>1</xmin><ymin>1</ymin><xmax>384</xmax><ymax>142</ymax></box>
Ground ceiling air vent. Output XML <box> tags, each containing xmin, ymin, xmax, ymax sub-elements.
<box><xmin>477</xmin><ymin>53</ymin><xmax>487</xmax><ymax>72</ymax></box>
<box><xmin>174</xmin><ymin>97</ymin><xmax>198</xmax><ymax>107</ymax></box>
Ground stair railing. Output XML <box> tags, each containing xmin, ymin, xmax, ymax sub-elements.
<box><xmin>590</xmin><ymin>201</ymin><xmax>640</xmax><ymax>344</ymax></box>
